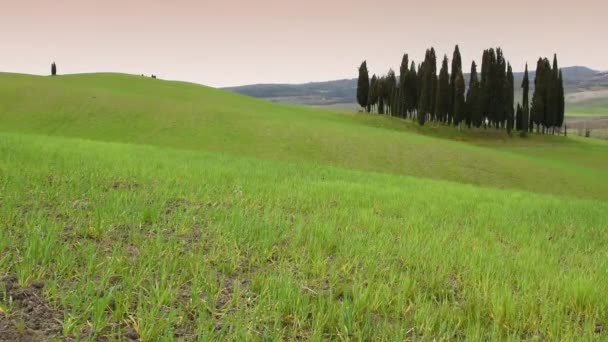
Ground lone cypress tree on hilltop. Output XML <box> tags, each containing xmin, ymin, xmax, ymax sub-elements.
<box><xmin>51</xmin><ymin>62</ymin><xmax>57</xmax><ymax>76</ymax></box>
<box><xmin>357</xmin><ymin>61</ymin><xmax>370</xmax><ymax>111</ymax></box>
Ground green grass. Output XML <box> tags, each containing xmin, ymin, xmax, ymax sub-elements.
<box><xmin>567</xmin><ymin>97</ymin><xmax>608</xmax><ymax>117</ymax></box>
<box><xmin>1</xmin><ymin>73</ymin><xmax>607</xmax><ymax>339</ymax></box>
<box><xmin>0</xmin><ymin>72</ymin><xmax>607</xmax><ymax>200</ymax></box>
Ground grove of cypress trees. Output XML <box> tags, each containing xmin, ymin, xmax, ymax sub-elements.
<box><xmin>355</xmin><ymin>48</ymin><xmax>562</xmax><ymax>137</ymax></box>
<box><xmin>435</xmin><ymin>55</ymin><xmax>450</xmax><ymax>123</ymax></box>
<box><xmin>449</xmin><ymin>45</ymin><xmax>462</xmax><ymax>124</ymax></box>
<box><xmin>357</xmin><ymin>61</ymin><xmax>370</xmax><ymax>111</ymax></box>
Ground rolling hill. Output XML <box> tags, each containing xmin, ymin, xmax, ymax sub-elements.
<box><xmin>0</xmin><ymin>73</ymin><xmax>607</xmax><ymax>340</ymax></box>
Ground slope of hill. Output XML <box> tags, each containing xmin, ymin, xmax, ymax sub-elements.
<box><xmin>1</xmin><ymin>73</ymin><xmax>607</xmax><ymax>340</ymax></box>
<box><xmin>0</xmin><ymin>72</ymin><xmax>606</xmax><ymax>199</ymax></box>
<box><xmin>225</xmin><ymin>66</ymin><xmax>608</xmax><ymax>111</ymax></box>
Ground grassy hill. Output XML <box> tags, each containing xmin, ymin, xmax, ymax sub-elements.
<box><xmin>1</xmin><ymin>73</ymin><xmax>607</xmax><ymax>340</ymax></box>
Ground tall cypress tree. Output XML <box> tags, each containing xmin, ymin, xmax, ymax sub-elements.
<box><xmin>51</xmin><ymin>62</ymin><xmax>57</xmax><ymax>76</ymax></box>
<box><xmin>521</xmin><ymin>63</ymin><xmax>530</xmax><ymax>133</ymax></box>
<box><xmin>429</xmin><ymin>48</ymin><xmax>438</xmax><ymax>121</ymax></box>
<box><xmin>546</xmin><ymin>54</ymin><xmax>559</xmax><ymax>132</ymax></box>
<box><xmin>516</xmin><ymin>103</ymin><xmax>523</xmax><ymax>131</ymax></box>
<box><xmin>530</xmin><ymin>58</ymin><xmax>548</xmax><ymax>132</ymax></box>
<box><xmin>467</xmin><ymin>61</ymin><xmax>482</xmax><ymax>128</ymax></box>
<box><xmin>557</xmin><ymin>69</ymin><xmax>565</xmax><ymax>129</ymax></box>
<box><xmin>405</xmin><ymin>61</ymin><xmax>418</xmax><ymax>118</ymax></box>
<box><xmin>480</xmin><ymin>49</ymin><xmax>493</xmax><ymax>128</ymax></box>
<box><xmin>453</xmin><ymin>70</ymin><xmax>466</xmax><ymax>127</ymax></box>
<box><xmin>417</xmin><ymin>51</ymin><xmax>430</xmax><ymax>126</ymax></box>
<box><xmin>369</xmin><ymin>75</ymin><xmax>378</xmax><ymax>113</ymax></box>
<box><xmin>386</xmin><ymin>69</ymin><xmax>397</xmax><ymax>116</ymax></box>
<box><xmin>357</xmin><ymin>61</ymin><xmax>370</xmax><ymax>111</ymax></box>
<box><xmin>449</xmin><ymin>45</ymin><xmax>462</xmax><ymax>124</ymax></box>
<box><xmin>435</xmin><ymin>55</ymin><xmax>450</xmax><ymax>123</ymax></box>
<box><xmin>505</xmin><ymin>63</ymin><xmax>515</xmax><ymax>134</ymax></box>
<box><xmin>494</xmin><ymin>48</ymin><xmax>507</xmax><ymax>128</ymax></box>
<box><xmin>399</xmin><ymin>54</ymin><xmax>409</xmax><ymax>117</ymax></box>
<box><xmin>417</xmin><ymin>61</ymin><xmax>426</xmax><ymax>125</ymax></box>
<box><xmin>377</xmin><ymin>77</ymin><xmax>385</xmax><ymax>114</ymax></box>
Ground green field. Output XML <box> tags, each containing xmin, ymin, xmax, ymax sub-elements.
<box><xmin>1</xmin><ymin>73</ymin><xmax>607</xmax><ymax>340</ymax></box>
<box><xmin>566</xmin><ymin>97</ymin><xmax>608</xmax><ymax>117</ymax></box>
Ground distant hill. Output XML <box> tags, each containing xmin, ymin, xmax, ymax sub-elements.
<box><xmin>225</xmin><ymin>66</ymin><xmax>607</xmax><ymax>107</ymax></box>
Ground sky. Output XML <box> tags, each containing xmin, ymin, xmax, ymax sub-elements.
<box><xmin>2</xmin><ymin>0</ymin><xmax>607</xmax><ymax>87</ymax></box>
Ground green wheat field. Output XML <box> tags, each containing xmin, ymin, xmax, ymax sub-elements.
<box><xmin>1</xmin><ymin>73</ymin><xmax>607</xmax><ymax>340</ymax></box>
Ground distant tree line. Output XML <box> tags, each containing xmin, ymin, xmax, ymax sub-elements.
<box><xmin>357</xmin><ymin>46</ymin><xmax>566</xmax><ymax>135</ymax></box>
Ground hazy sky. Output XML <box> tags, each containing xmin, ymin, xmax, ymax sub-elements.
<box><xmin>2</xmin><ymin>0</ymin><xmax>606</xmax><ymax>87</ymax></box>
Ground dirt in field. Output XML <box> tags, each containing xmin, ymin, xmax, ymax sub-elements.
<box><xmin>0</xmin><ymin>275</ymin><xmax>63</xmax><ymax>342</ymax></box>
<box><xmin>0</xmin><ymin>275</ymin><xmax>141</xmax><ymax>341</ymax></box>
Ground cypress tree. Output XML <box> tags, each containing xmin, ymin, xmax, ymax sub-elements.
<box><xmin>399</xmin><ymin>54</ymin><xmax>409</xmax><ymax>117</ymax></box>
<box><xmin>505</xmin><ymin>63</ymin><xmax>515</xmax><ymax>134</ymax></box>
<box><xmin>467</xmin><ymin>61</ymin><xmax>482</xmax><ymax>128</ymax></box>
<box><xmin>51</xmin><ymin>62</ymin><xmax>57</xmax><ymax>76</ymax></box>
<box><xmin>357</xmin><ymin>61</ymin><xmax>370</xmax><ymax>111</ymax></box>
<box><xmin>407</xmin><ymin>62</ymin><xmax>418</xmax><ymax>118</ymax></box>
<box><xmin>557</xmin><ymin>69</ymin><xmax>565</xmax><ymax>129</ymax></box>
<box><xmin>453</xmin><ymin>70</ymin><xmax>466</xmax><ymax>127</ymax></box>
<box><xmin>480</xmin><ymin>49</ymin><xmax>492</xmax><ymax>128</ymax></box>
<box><xmin>547</xmin><ymin>55</ymin><xmax>559</xmax><ymax>132</ymax></box>
<box><xmin>494</xmin><ymin>48</ymin><xmax>507</xmax><ymax>128</ymax></box>
<box><xmin>449</xmin><ymin>45</ymin><xmax>462</xmax><ymax>124</ymax></box>
<box><xmin>435</xmin><ymin>55</ymin><xmax>450</xmax><ymax>123</ymax></box>
<box><xmin>521</xmin><ymin>63</ymin><xmax>530</xmax><ymax>134</ymax></box>
<box><xmin>386</xmin><ymin>69</ymin><xmax>397</xmax><ymax>116</ymax></box>
<box><xmin>417</xmin><ymin>51</ymin><xmax>430</xmax><ymax>126</ymax></box>
<box><xmin>530</xmin><ymin>58</ymin><xmax>548</xmax><ymax>133</ymax></box>
<box><xmin>377</xmin><ymin>77</ymin><xmax>385</xmax><ymax>114</ymax></box>
<box><xmin>516</xmin><ymin>103</ymin><xmax>523</xmax><ymax>131</ymax></box>
<box><xmin>369</xmin><ymin>75</ymin><xmax>378</xmax><ymax>113</ymax></box>
<box><xmin>429</xmin><ymin>48</ymin><xmax>438</xmax><ymax>121</ymax></box>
